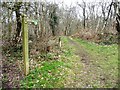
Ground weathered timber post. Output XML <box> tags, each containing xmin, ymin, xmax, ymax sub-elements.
<box><xmin>22</xmin><ymin>14</ymin><xmax>29</xmax><ymax>75</ymax></box>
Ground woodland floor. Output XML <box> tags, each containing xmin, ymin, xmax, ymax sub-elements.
<box><xmin>2</xmin><ymin>36</ymin><xmax>118</xmax><ymax>88</ymax></box>
<box><xmin>2</xmin><ymin>56</ymin><xmax>24</xmax><ymax>88</ymax></box>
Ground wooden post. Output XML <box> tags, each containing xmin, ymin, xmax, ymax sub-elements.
<box><xmin>22</xmin><ymin>14</ymin><xmax>29</xmax><ymax>75</ymax></box>
<box><xmin>59</xmin><ymin>36</ymin><xmax>61</xmax><ymax>49</ymax></box>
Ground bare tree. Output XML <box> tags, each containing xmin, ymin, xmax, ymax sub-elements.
<box><xmin>78</xmin><ymin>1</ymin><xmax>86</xmax><ymax>29</ymax></box>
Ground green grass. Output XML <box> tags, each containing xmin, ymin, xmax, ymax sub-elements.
<box><xmin>20</xmin><ymin>37</ymin><xmax>118</xmax><ymax>88</ymax></box>
<box><xmin>20</xmin><ymin>36</ymin><xmax>81</xmax><ymax>88</ymax></box>
<box><xmin>74</xmin><ymin>38</ymin><xmax>118</xmax><ymax>66</ymax></box>
<box><xmin>74</xmin><ymin>38</ymin><xmax>118</xmax><ymax>87</ymax></box>
<box><xmin>20</xmin><ymin>60</ymin><xmax>66</xmax><ymax>88</ymax></box>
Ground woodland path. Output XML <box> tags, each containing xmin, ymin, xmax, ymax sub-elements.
<box><xmin>64</xmin><ymin>37</ymin><xmax>107</xmax><ymax>88</ymax></box>
<box><xmin>2</xmin><ymin>37</ymin><xmax>117</xmax><ymax>88</ymax></box>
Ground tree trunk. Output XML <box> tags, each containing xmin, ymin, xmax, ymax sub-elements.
<box><xmin>14</xmin><ymin>2</ymin><xmax>22</xmax><ymax>44</ymax></box>
<box><xmin>15</xmin><ymin>9</ymin><xmax>21</xmax><ymax>40</ymax></box>
<box><xmin>83</xmin><ymin>7</ymin><xmax>86</xmax><ymax>29</ymax></box>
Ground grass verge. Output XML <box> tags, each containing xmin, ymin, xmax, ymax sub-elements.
<box><xmin>74</xmin><ymin>38</ymin><xmax>118</xmax><ymax>87</ymax></box>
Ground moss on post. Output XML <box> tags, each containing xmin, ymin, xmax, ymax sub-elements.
<box><xmin>22</xmin><ymin>14</ymin><xmax>29</xmax><ymax>75</ymax></box>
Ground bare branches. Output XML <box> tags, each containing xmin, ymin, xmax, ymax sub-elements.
<box><xmin>101</xmin><ymin>1</ymin><xmax>113</xmax><ymax>31</ymax></box>
<box><xmin>77</xmin><ymin>1</ymin><xmax>86</xmax><ymax>29</ymax></box>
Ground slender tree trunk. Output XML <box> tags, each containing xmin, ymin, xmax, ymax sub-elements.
<box><xmin>83</xmin><ymin>7</ymin><xmax>86</xmax><ymax>29</ymax></box>
<box><xmin>14</xmin><ymin>2</ymin><xmax>22</xmax><ymax>44</ymax></box>
<box><xmin>95</xmin><ymin>17</ymin><xmax>101</xmax><ymax>32</ymax></box>
<box><xmin>15</xmin><ymin>9</ymin><xmax>21</xmax><ymax>40</ymax></box>
<box><xmin>101</xmin><ymin>2</ymin><xmax>113</xmax><ymax>31</ymax></box>
<box><xmin>8</xmin><ymin>9</ymin><xmax>12</xmax><ymax>41</ymax></box>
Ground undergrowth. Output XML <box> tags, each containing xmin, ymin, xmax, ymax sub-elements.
<box><xmin>20</xmin><ymin>36</ymin><xmax>80</xmax><ymax>88</ymax></box>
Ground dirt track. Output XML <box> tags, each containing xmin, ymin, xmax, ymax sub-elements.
<box><xmin>64</xmin><ymin>37</ymin><xmax>106</xmax><ymax>88</ymax></box>
<box><xmin>2</xmin><ymin>37</ymin><xmax>117</xmax><ymax>88</ymax></box>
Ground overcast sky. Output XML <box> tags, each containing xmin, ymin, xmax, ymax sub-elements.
<box><xmin>2</xmin><ymin>0</ymin><xmax>120</xmax><ymax>4</ymax></box>
<box><xmin>46</xmin><ymin>0</ymin><xmax>115</xmax><ymax>6</ymax></box>
<box><xmin>45</xmin><ymin>0</ymin><xmax>120</xmax><ymax>19</ymax></box>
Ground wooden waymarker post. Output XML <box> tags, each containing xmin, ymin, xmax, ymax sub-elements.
<box><xmin>22</xmin><ymin>14</ymin><xmax>29</xmax><ymax>75</ymax></box>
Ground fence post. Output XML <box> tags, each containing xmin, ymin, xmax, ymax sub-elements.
<box><xmin>22</xmin><ymin>14</ymin><xmax>29</xmax><ymax>75</ymax></box>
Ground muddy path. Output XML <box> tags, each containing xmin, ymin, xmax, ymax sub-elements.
<box><xmin>65</xmin><ymin>37</ymin><xmax>106</xmax><ymax>88</ymax></box>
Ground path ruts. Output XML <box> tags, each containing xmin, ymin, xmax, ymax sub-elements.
<box><xmin>64</xmin><ymin>37</ymin><xmax>105</xmax><ymax>88</ymax></box>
